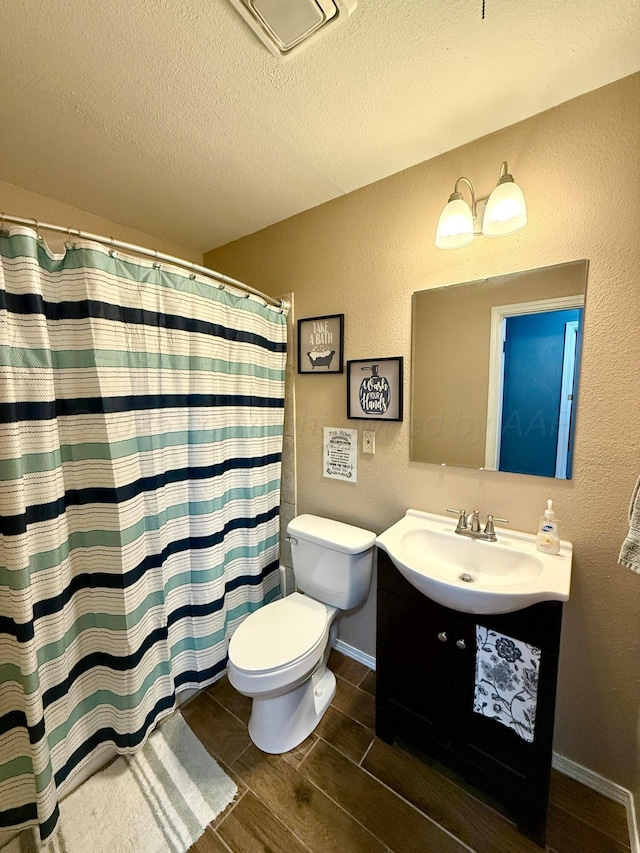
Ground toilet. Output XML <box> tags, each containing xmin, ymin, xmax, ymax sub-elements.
<box><xmin>227</xmin><ymin>514</ymin><xmax>375</xmax><ymax>753</ymax></box>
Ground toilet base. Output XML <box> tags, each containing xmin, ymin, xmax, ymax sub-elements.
<box><xmin>248</xmin><ymin>666</ymin><xmax>337</xmax><ymax>754</ymax></box>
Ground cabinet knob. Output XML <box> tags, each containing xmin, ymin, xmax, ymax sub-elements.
<box><xmin>437</xmin><ymin>631</ymin><xmax>448</xmax><ymax>643</ymax></box>
<box><xmin>456</xmin><ymin>639</ymin><xmax>466</xmax><ymax>650</ymax></box>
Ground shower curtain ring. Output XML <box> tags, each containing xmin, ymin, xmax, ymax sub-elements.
<box><xmin>109</xmin><ymin>236</ymin><xmax>117</xmax><ymax>258</ymax></box>
<box><xmin>33</xmin><ymin>219</ymin><xmax>43</xmax><ymax>241</ymax></box>
<box><xmin>152</xmin><ymin>249</ymin><xmax>161</xmax><ymax>270</ymax></box>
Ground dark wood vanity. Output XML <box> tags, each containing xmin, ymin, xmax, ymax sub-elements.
<box><xmin>376</xmin><ymin>547</ymin><xmax>564</xmax><ymax>845</ymax></box>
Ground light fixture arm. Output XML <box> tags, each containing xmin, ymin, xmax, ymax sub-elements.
<box><xmin>450</xmin><ymin>161</ymin><xmax>514</xmax><ymax>212</ymax></box>
<box><xmin>497</xmin><ymin>160</ymin><xmax>513</xmax><ymax>184</ymax></box>
<box><xmin>450</xmin><ymin>176</ymin><xmax>477</xmax><ymax>221</ymax></box>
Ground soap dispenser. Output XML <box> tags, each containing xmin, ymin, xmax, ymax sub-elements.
<box><xmin>359</xmin><ymin>364</ymin><xmax>390</xmax><ymax>415</ymax></box>
<box><xmin>536</xmin><ymin>499</ymin><xmax>560</xmax><ymax>555</ymax></box>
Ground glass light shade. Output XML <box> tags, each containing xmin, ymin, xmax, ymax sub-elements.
<box><xmin>482</xmin><ymin>180</ymin><xmax>527</xmax><ymax>237</ymax></box>
<box><xmin>435</xmin><ymin>198</ymin><xmax>475</xmax><ymax>249</ymax></box>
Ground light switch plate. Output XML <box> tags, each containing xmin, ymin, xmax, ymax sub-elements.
<box><xmin>363</xmin><ymin>430</ymin><xmax>375</xmax><ymax>454</ymax></box>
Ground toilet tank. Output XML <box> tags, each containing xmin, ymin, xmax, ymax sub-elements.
<box><xmin>287</xmin><ymin>514</ymin><xmax>376</xmax><ymax>610</ymax></box>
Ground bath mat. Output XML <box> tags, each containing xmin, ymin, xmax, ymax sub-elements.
<box><xmin>8</xmin><ymin>713</ymin><xmax>237</xmax><ymax>853</ymax></box>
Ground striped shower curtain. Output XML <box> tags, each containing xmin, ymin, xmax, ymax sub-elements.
<box><xmin>0</xmin><ymin>227</ymin><xmax>286</xmax><ymax>844</ymax></box>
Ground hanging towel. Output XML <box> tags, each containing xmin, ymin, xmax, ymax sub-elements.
<box><xmin>473</xmin><ymin>625</ymin><xmax>540</xmax><ymax>743</ymax></box>
<box><xmin>618</xmin><ymin>476</ymin><xmax>640</xmax><ymax>573</ymax></box>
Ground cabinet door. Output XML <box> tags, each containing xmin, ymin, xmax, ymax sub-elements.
<box><xmin>451</xmin><ymin>610</ymin><xmax>561</xmax><ymax>805</ymax></box>
<box><xmin>377</xmin><ymin>589</ymin><xmax>453</xmax><ymax>744</ymax></box>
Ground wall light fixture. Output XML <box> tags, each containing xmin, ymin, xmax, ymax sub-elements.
<box><xmin>435</xmin><ymin>161</ymin><xmax>527</xmax><ymax>249</ymax></box>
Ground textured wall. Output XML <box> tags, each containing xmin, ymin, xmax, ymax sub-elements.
<box><xmin>205</xmin><ymin>73</ymin><xmax>640</xmax><ymax>802</ymax></box>
<box><xmin>0</xmin><ymin>179</ymin><xmax>202</xmax><ymax>262</ymax></box>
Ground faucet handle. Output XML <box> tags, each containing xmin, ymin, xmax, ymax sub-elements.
<box><xmin>447</xmin><ymin>508</ymin><xmax>467</xmax><ymax>530</ymax></box>
<box><xmin>484</xmin><ymin>515</ymin><xmax>509</xmax><ymax>536</ymax></box>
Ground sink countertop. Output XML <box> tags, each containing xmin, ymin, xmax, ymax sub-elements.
<box><xmin>375</xmin><ymin>508</ymin><xmax>572</xmax><ymax>615</ymax></box>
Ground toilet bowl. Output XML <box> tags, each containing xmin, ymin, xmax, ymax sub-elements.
<box><xmin>227</xmin><ymin>514</ymin><xmax>375</xmax><ymax>754</ymax></box>
<box><xmin>229</xmin><ymin>592</ymin><xmax>338</xmax><ymax>752</ymax></box>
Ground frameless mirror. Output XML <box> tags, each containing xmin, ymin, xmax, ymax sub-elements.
<box><xmin>411</xmin><ymin>260</ymin><xmax>588</xmax><ymax>478</ymax></box>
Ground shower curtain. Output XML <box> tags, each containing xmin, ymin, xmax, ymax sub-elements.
<box><xmin>0</xmin><ymin>227</ymin><xmax>286</xmax><ymax>844</ymax></box>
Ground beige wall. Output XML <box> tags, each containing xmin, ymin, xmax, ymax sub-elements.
<box><xmin>0</xmin><ymin>179</ymin><xmax>202</xmax><ymax>262</ymax></box>
<box><xmin>412</xmin><ymin>261</ymin><xmax>587</xmax><ymax>467</ymax></box>
<box><xmin>205</xmin><ymin>73</ymin><xmax>640</xmax><ymax>803</ymax></box>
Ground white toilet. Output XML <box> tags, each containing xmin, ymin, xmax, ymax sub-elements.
<box><xmin>227</xmin><ymin>514</ymin><xmax>375</xmax><ymax>754</ymax></box>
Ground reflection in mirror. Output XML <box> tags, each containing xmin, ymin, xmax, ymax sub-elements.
<box><xmin>410</xmin><ymin>261</ymin><xmax>588</xmax><ymax>478</ymax></box>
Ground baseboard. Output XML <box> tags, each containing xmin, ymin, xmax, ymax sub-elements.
<box><xmin>332</xmin><ymin>638</ymin><xmax>376</xmax><ymax>671</ymax></box>
<box><xmin>552</xmin><ymin>753</ymin><xmax>639</xmax><ymax>852</ymax></box>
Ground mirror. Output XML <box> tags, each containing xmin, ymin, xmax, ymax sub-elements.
<box><xmin>411</xmin><ymin>260</ymin><xmax>588</xmax><ymax>478</ymax></box>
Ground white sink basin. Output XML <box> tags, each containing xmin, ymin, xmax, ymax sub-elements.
<box><xmin>375</xmin><ymin>509</ymin><xmax>572</xmax><ymax>614</ymax></box>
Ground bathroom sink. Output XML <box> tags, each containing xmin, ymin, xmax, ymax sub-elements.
<box><xmin>375</xmin><ymin>509</ymin><xmax>572</xmax><ymax>614</ymax></box>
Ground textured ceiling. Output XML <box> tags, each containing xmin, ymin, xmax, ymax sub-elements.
<box><xmin>1</xmin><ymin>0</ymin><xmax>639</xmax><ymax>253</ymax></box>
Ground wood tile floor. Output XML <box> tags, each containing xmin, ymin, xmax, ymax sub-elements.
<box><xmin>183</xmin><ymin>650</ymin><xmax>631</xmax><ymax>853</ymax></box>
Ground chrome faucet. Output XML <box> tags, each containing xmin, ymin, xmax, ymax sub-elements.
<box><xmin>446</xmin><ymin>508</ymin><xmax>509</xmax><ymax>542</ymax></box>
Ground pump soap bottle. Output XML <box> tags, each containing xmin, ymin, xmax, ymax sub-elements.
<box><xmin>536</xmin><ymin>499</ymin><xmax>560</xmax><ymax>554</ymax></box>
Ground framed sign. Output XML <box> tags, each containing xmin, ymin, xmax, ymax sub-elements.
<box><xmin>347</xmin><ymin>357</ymin><xmax>403</xmax><ymax>421</ymax></box>
<box><xmin>297</xmin><ymin>314</ymin><xmax>344</xmax><ymax>374</ymax></box>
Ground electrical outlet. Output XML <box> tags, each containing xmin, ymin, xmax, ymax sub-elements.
<box><xmin>363</xmin><ymin>430</ymin><xmax>375</xmax><ymax>454</ymax></box>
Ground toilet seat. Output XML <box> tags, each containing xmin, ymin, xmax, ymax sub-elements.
<box><xmin>227</xmin><ymin>593</ymin><xmax>334</xmax><ymax>697</ymax></box>
<box><xmin>230</xmin><ymin>593</ymin><xmax>328</xmax><ymax>673</ymax></box>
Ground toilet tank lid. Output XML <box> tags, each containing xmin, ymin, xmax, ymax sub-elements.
<box><xmin>287</xmin><ymin>514</ymin><xmax>376</xmax><ymax>554</ymax></box>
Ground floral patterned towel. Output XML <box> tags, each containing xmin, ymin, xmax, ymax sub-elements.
<box><xmin>473</xmin><ymin>626</ymin><xmax>540</xmax><ymax>743</ymax></box>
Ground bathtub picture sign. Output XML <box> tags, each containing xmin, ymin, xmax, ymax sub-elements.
<box><xmin>323</xmin><ymin>427</ymin><xmax>358</xmax><ymax>482</ymax></box>
<box><xmin>347</xmin><ymin>357</ymin><xmax>403</xmax><ymax>421</ymax></box>
<box><xmin>297</xmin><ymin>314</ymin><xmax>344</xmax><ymax>374</ymax></box>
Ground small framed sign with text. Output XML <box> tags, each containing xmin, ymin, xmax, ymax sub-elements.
<box><xmin>323</xmin><ymin>427</ymin><xmax>357</xmax><ymax>482</ymax></box>
<box><xmin>297</xmin><ymin>314</ymin><xmax>344</xmax><ymax>374</ymax></box>
<box><xmin>347</xmin><ymin>357</ymin><xmax>403</xmax><ymax>421</ymax></box>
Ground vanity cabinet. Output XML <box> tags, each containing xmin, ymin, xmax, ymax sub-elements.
<box><xmin>376</xmin><ymin>548</ymin><xmax>563</xmax><ymax>845</ymax></box>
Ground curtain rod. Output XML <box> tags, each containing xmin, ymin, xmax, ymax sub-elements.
<box><xmin>0</xmin><ymin>212</ymin><xmax>284</xmax><ymax>310</ymax></box>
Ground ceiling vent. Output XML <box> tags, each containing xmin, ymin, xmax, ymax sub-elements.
<box><xmin>228</xmin><ymin>0</ymin><xmax>357</xmax><ymax>60</ymax></box>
